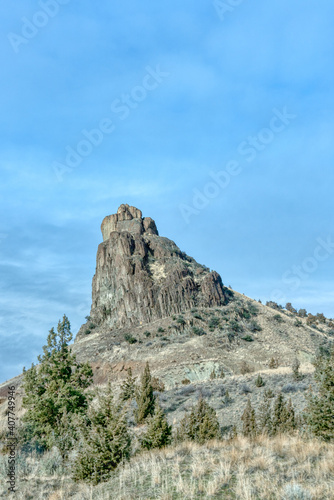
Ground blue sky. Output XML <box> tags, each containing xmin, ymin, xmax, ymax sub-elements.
<box><xmin>0</xmin><ymin>0</ymin><xmax>333</xmax><ymax>382</ymax></box>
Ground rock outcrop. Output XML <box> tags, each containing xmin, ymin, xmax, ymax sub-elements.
<box><xmin>77</xmin><ymin>204</ymin><xmax>230</xmax><ymax>337</ymax></box>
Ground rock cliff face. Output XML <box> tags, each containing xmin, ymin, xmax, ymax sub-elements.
<box><xmin>78</xmin><ymin>204</ymin><xmax>230</xmax><ymax>336</ymax></box>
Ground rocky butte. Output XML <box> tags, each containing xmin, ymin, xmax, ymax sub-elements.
<box><xmin>77</xmin><ymin>204</ymin><xmax>230</xmax><ymax>338</ymax></box>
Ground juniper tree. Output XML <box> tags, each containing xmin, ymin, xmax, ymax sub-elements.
<box><xmin>257</xmin><ymin>393</ymin><xmax>273</xmax><ymax>436</ymax></box>
<box><xmin>284</xmin><ymin>398</ymin><xmax>296</xmax><ymax>433</ymax></box>
<box><xmin>305</xmin><ymin>347</ymin><xmax>334</xmax><ymax>440</ymax></box>
<box><xmin>141</xmin><ymin>402</ymin><xmax>172</xmax><ymax>450</ymax></box>
<box><xmin>120</xmin><ymin>367</ymin><xmax>136</xmax><ymax>401</ymax></box>
<box><xmin>176</xmin><ymin>397</ymin><xmax>220</xmax><ymax>444</ymax></box>
<box><xmin>135</xmin><ymin>362</ymin><xmax>155</xmax><ymax>424</ymax></box>
<box><xmin>73</xmin><ymin>382</ymin><xmax>131</xmax><ymax>484</ymax></box>
<box><xmin>241</xmin><ymin>397</ymin><xmax>257</xmax><ymax>438</ymax></box>
<box><xmin>20</xmin><ymin>315</ymin><xmax>93</xmax><ymax>457</ymax></box>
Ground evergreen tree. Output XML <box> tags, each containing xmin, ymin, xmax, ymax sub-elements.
<box><xmin>284</xmin><ymin>398</ymin><xmax>296</xmax><ymax>433</ymax></box>
<box><xmin>20</xmin><ymin>315</ymin><xmax>93</xmax><ymax>457</ymax></box>
<box><xmin>272</xmin><ymin>393</ymin><xmax>287</xmax><ymax>435</ymax></box>
<box><xmin>120</xmin><ymin>367</ymin><xmax>136</xmax><ymax>401</ymax></box>
<box><xmin>176</xmin><ymin>397</ymin><xmax>220</xmax><ymax>444</ymax></box>
<box><xmin>305</xmin><ymin>347</ymin><xmax>334</xmax><ymax>440</ymax></box>
<box><xmin>73</xmin><ymin>382</ymin><xmax>131</xmax><ymax>484</ymax></box>
<box><xmin>241</xmin><ymin>397</ymin><xmax>257</xmax><ymax>438</ymax></box>
<box><xmin>257</xmin><ymin>393</ymin><xmax>273</xmax><ymax>436</ymax></box>
<box><xmin>141</xmin><ymin>402</ymin><xmax>172</xmax><ymax>450</ymax></box>
<box><xmin>135</xmin><ymin>362</ymin><xmax>155</xmax><ymax>424</ymax></box>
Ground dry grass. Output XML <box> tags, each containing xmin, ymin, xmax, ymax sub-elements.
<box><xmin>1</xmin><ymin>435</ymin><xmax>333</xmax><ymax>499</ymax></box>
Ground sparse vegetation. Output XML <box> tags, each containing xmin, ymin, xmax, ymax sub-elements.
<box><xmin>124</xmin><ymin>333</ymin><xmax>137</xmax><ymax>344</ymax></box>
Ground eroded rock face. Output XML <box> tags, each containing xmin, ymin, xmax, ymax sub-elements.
<box><xmin>78</xmin><ymin>204</ymin><xmax>230</xmax><ymax>335</ymax></box>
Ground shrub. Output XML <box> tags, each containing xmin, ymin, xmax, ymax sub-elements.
<box><xmin>273</xmin><ymin>314</ymin><xmax>284</xmax><ymax>323</ymax></box>
<box><xmin>229</xmin><ymin>320</ymin><xmax>243</xmax><ymax>333</ymax></box>
<box><xmin>157</xmin><ymin>327</ymin><xmax>165</xmax><ymax>333</ymax></box>
<box><xmin>248</xmin><ymin>303</ymin><xmax>259</xmax><ymax>316</ymax></box>
<box><xmin>192</xmin><ymin>312</ymin><xmax>203</xmax><ymax>320</ymax></box>
<box><xmin>192</xmin><ymin>326</ymin><xmax>206</xmax><ymax>336</ymax></box>
<box><xmin>208</xmin><ymin>317</ymin><xmax>220</xmax><ymax>328</ymax></box>
<box><xmin>143</xmin><ymin>331</ymin><xmax>151</xmax><ymax>337</ymax></box>
<box><xmin>264</xmin><ymin>388</ymin><xmax>275</xmax><ymax>398</ymax></box>
<box><xmin>248</xmin><ymin>320</ymin><xmax>262</xmax><ymax>332</ymax></box>
<box><xmin>241</xmin><ymin>335</ymin><xmax>254</xmax><ymax>342</ymax></box>
<box><xmin>124</xmin><ymin>334</ymin><xmax>137</xmax><ymax>344</ymax></box>
<box><xmin>181</xmin><ymin>378</ymin><xmax>191</xmax><ymax>385</ymax></box>
<box><xmin>255</xmin><ymin>374</ymin><xmax>265</xmax><ymax>387</ymax></box>
<box><xmin>294</xmin><ymin>319</ymin><xmax>303</xmax><ymax>327</ymax></box>
<box><xmin>177</xmin><ymin>316</ymin><xmax>185</xmax><ymax>325</ymax></box>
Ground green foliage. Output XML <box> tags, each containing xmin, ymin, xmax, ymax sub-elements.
<box><xmin>305</xmin><ymin>347</ymin><xmax>334</xmax><ymax>440</ymax></box>
<box><xmin>176</xmin><ymin>397</ymin><xmax>220</xmax><ymax>444</ymax></box>
<box><xmin>72</xmin><ymin>383</ymin><xmax>131</xmax><ymax>484</ymax></box>
<box><xmin>272</xmin><ymin>393</ymin><xmax>296</xmax><ymax>435</ymax></box>
<box><xmin>257</xmin><ymin>393</ymin><xmax>273</xmax><ymax>436</ymax></box>
<box><xmin>208</xmin><ymin>316</ymin><xmax>220</xmax><ymax>329</ymax></box>
<box><xmin>248</xmin><ymin>320</ymin><xmax>262</xmax><ymax>332</ymax></box>
<box><xmin>241</xmin><ymin>398</ymin><xmax>257</xmax><ymax>439</ymax></box>
<box><xmin>192</xmin><ymin>312</ymin><xmax>203</xmax><ymax>320</ymax></box>
<box><xmin>124</xmin><ymin>333</ymin><xmax>137</xmax><ymax>344</ymax></box>
<box><xmin>157</xmin><ymin>327</ymin><xmax>165</xmax><ymax>333</ymax></box>
<box><xmin>21</xmin><ymin>315</ymin><xmax>93</xmax><ymax>458</ymax></box>
<box><xmin>177</xmin><ymin>316</ymin><xmax>185</xmax><ymax>325</ymax></box>
<box><xmin>192</xmin><ymin>326</ymin><xmax>206</xmax><ymax>336</ymax></box>
<box><xmin>229</xmin><ymin>320</ymin><xmax>243</xmax><ymax>333</ymax></box>
<box><xmin>255</xmin><ymin>374</ymin><xmax>265</xmax><ymax>387</ymax></box>
<box><xmin>273</xmin><ymin>314</ymin><xmax>284</xmax><ymax>323</ymax></box>
<box><xmin>120</xmin><ymin>368</ymin><xmax>136</xmax><ymax>402</ymax></box>
<box><xmin>135</xmin><ymin>362</ymin><xmax>155</xmax><ymax>424</ymax></box>
<box><xmin>298</xmin><ymin>308</ymin><xmax>307</xmax><ymax>318</ymax></box>
<box><xmin>242</xmin><ymin>335</ymin><xmax>254</xmax><ymax>342</ymax></box>
<box><xmin>143</xmin><ymin>331</ymin><xmax>151</xmax><ymax>337</ymax></box>
<box><xmin>141</xmin><ymin>402</ymin><xmax>172</xmax><ymax>450</ymax></box>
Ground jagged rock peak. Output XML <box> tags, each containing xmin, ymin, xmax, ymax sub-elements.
<box><xmin>76</xmin><ymin>205</ymin><xmax>231</xmax><ymax>339</ymax></box>
<box><xmin>101</xmin><ymin>204</ymin><xmax>158</xmax><ymax>241</ymax></box>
